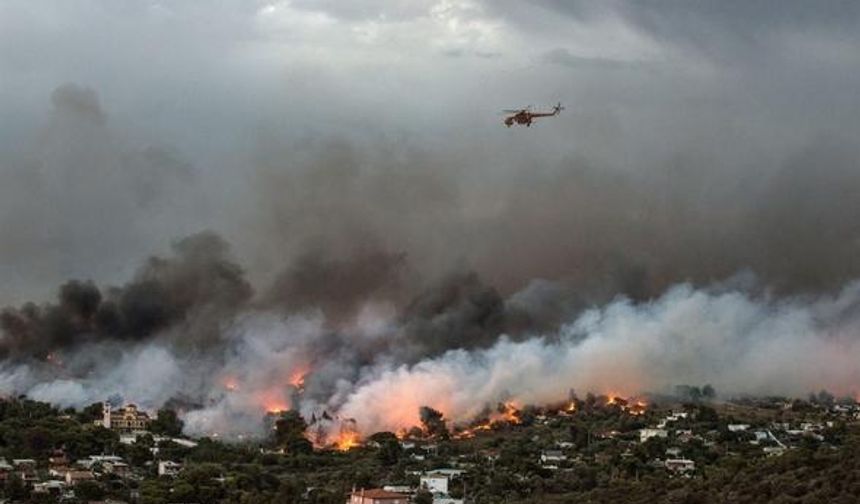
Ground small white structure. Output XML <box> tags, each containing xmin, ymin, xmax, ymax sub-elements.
<box><xmin>64</xmin><ymin>470</ymin><xmax>95</xmax><ymax>486</ymax></box>
<box><xmin>382</xmin><ymin>485</ymin><xmax>413</xmax><ymax>494</ymax></box>
<box><xmin>428</xmin><ymin>469</ymin><xmax>466</xmax><ymax>477</ymax></box>
<box><xmin>639</xmin><ymin>428</ymin><xmax>668</xmax><ymax>442</ymax></box>
<box><xmin>665</xmin><ymin>458</ymin><xmax>695</xmax><ymax>473</ymax></box>
<box><xmin>728</xmin><ymin>424</ymin><xmax>750</xmax><ymax>432</ymax></box>
<box><xmin>764</xmin><ymin>446</ymin><xmax>787</xmax><ymax>457</ymax></box>
<box><xmin>540</xmin><ymin>450</ymin><xmax>567</xmax><ymax>463</ymax></box>
<box><xmin>33</xmin><ymin>480</ymin><xmax>66</xmax><ymax>494</ymax></box>
<box><xmin>433</xmin><ymin>498</ymin><xmax>463</xmax><ymax>504</ymax></box>
<box><xmin>80</xmin><ymin>455</ymin><xmax>124</xmax><ymax>468</ymax></box>
<box><xmin>152</xmin><ymin>435</ymin><xmax>198</xmax><ymax>448</ymax></box>
<box><xmin>420</xmin><ymin>475</ymin><xmax>449</xmax><ymax>495</ymax></box>
<box><xmin>157</xmin><ymin>460</ymin><xmax>182</xmax><ymax>477</ymax></box>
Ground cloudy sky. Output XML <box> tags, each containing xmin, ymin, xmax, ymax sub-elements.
<box><xmin>2</xmin><ymin>1</ymin><xmax>860</xmax><ymax>306</ymax></box>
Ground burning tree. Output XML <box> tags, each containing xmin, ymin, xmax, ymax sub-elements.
<box><xmin>272</xmin><ymin>410</ymin><xmax>312</xmax><ymax>454</ymax></box>
<box><xmin>419</xmin><ymin>406</ymin><xmax>449</xmax><ymax>439</ymax></box>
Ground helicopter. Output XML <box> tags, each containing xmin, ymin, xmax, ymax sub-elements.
<box><xmin>503</xmin><ymin>102</ymin><xmax>564</xmax><ymax>127</ymax></box>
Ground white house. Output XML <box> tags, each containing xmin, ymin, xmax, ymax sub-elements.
<box><xmin>665</xmin><ymin>459</ymin><xmax>695</xmax><ymax>473</ymax></box>
<box><xmin>157</xmin><ymin>460</ymin><xmax>182</xmax><ymax>477</ymax></box>
<box><xmin>420</xmin><ymin>475</ymin><xmax>449</xmax><ymax>495</ymax></box>
<box><xmin>540</xmin><ymin>450</ymin><xmax>567</xmax><ymax>463</ymax></box>
<box><xmin>639</xmin><ymin>429</ymin><xmax>668</xmax><ymax>442</ymax></box>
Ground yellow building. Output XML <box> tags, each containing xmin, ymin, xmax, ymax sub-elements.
<box><xmin>95</xmin><ymin>402</ymin><xmax>151</xmax><ymax>432</ymax></box>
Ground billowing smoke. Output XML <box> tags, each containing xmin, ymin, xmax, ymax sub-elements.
<box><xmin>3</xmin><ymin>84</ymin><xmax>860</xmax><ymax>443</ymax></box>
<box><xmin>3</xmin><ymin>237</ymin><xmax>860</xmax><ymax>441</ymax></box>
<box><xmin>3</xmin><ymin>2</ymin><xmax>860</xmax><ymax>444</ymax></box>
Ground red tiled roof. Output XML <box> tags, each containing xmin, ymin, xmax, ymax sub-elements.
<box><xmin>354</xmin><ymin>489</ymin><xmax>407</xmax><ymax>499</ymax></box>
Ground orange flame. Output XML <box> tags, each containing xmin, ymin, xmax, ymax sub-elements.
<box><xmin>287</xmin><ymin>365</ymin><xmax>311</xmax><ymax>394</ymax></box>
<box><xmin>265</xmin><ymin>402</ymin><xmax>288</xmax><ymax>414</ymax></box>
<box><xmin>289</xmin><ymin>370</ymin><xmax>307</xmax><ymax>389</ymax></box>
<box><xmin>454</xmin><ymin>401</ymin><xmax>522</xmax><ymax>439</ymax></box>
<box><xmin>334</xmin><ymin>430</ymin><xmax>361</xmax><ymax>451</ymax></box>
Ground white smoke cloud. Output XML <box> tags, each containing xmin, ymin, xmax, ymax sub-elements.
<box><xmin>2</xmin><ymin>279</ymin><xmax>860</xmax><ymax>441</ymax></box>
<box><xmin>336</xmin><ymin>282</ymin><xmax>860</xmax><ymax>434</ymax></box>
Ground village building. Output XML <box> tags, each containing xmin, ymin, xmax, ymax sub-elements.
<box><xmin>764</xmin><ymin>446</ymin><xmax>787</xmax><ymax>456</ymax></box>
<box><xmin>432</xmin><ymin>498</ymin><xmax>464</xmax><ymax>504</ymax></box>
<box><xmin>665</xmin><ymin>447</ymin><xmax>682</xmax><ymax>457</ymax></box>
<box><xmin>381</xmin><ymin>485</ymin><xmax>413</xmax><ymax>495</ymax></box>
<box><xmin>105</xmin><ymin>461</ymin><xmax>131</xmax><ymax>477</ymax></box>
<box><xmin>13</xmin><ymin>459</ymin><xmax>39</xmax><ymax>483</ymax></box>
<box><xmin>665</xmin><ymin>459</ymin><xmax>696</xmax><ymax>474</ymax></box>
<box><xmin>48</xmin><ymin>450</ymin><xmax>69</xmax><ymax>469</ymax></box>
<box><xmin>0</xmin><ymin>458</ymin><xmax>12</xmax><ymax>481</ymax></box>
<box><xmin>639</xmin><ymin>428</ymin><xmax>668</xmax><ymax>442</ymax></box>
<box><xmin>728</xmin><ymin>424</ymin><xmax>750</xmax><ymax>432</ymax></box>
<box><xmin>348</xmin><ymin>488</ymin><xmax>409</xmax><ymax>504</ymax></box>
<box><xmin>540</xmin><ymin>450</ymin><xmax>567</xmax><ymax>463</ymax></box>
<box><xmin>33</xmin><ymin>480</ymin><xmax>67</xmax><ymax>496</ymax></box>
<box><xmin>420</xmin><ymin>474</ymin><xmax>449</xmax><ymax>495</ymax></box>
<box><xmin>95</xmin><ymin>402</ymin><xmax>151</xmax><ymax>432</ymax></box>
<box><xmin>158</xmin><ymin>460</ymin><xmax>182</xmax><ymax>477</ymax></box>
<box><xmin>65</xmin><ymin>470</ymin><xmax>96</xmax><ymax>486</ymax></box>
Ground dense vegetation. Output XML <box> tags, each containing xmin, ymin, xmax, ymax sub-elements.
<box><xmin>0</xmin><ymin>394</ymin><xmax>857</xmax><ymax>503</ymax></box>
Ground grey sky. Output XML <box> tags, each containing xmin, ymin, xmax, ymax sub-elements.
<box><xmin>2</xmin><ymin>0</ymin><xmax>860</xmax><ymax>305</ymax></box>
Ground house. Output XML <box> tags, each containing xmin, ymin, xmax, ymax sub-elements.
<box><xmin>48</xmin><ymin>450</ymin><xmax>69</xmax><ymax>468</ymax></box>
<box><xmin>0</xmin><ymin>458</ymin><xmax>12</xmax><ymax>481</ymax></box>
<box><xmin>432</xmin><ymin>498</ymin><xmax>464</xmax><ymax>504</ymax></box>
<box><xmin>420</xmin><ymin>474</ymin><xmax>448</xmax><ymax>495</ymax></box>
<box><xmin>82</xmin><ymin>455</ymin><xmax>125</xmax><ymax>467</ymax></box>
<box><xmin>728</xmin><ymin>424</ymin><xmax>750</xmax><ymax>432</ymax></box>
<box><xmin>479</xmin><ymin>449</ymin><xmax>500</xmax><ymax>462</ymax></box>
<box><xmin>540</xmin><ymin>450</ymin><xmax>567</xmax><ymax>463</ymax></box>
<box><xmin>658</xmin><ymin>412</ymin><xmax>689</xmax><ymax>428</ymax></box>
<box><xmin>348</xmin><ymin>488</ymin><xmax>409</xmax><ymax>504</ymax></box>
<box><xmin>33</xmin><ymin>480</ymin><xmax>66</xmax><ymax>495</ymax></box>
<box><xmin>158</xmin><ymin>461</ymin><xmax>182</xmax><ymax>477</ymax></box>
<box><xmin>13</xmin><ymin>459</ymin><xmax>38</xmax><ymax>483</ymax></box>
<box><xmin>665</xmin><ymin>459</ymin><xmax>696</xmax><ymax>474</ymax></box>
<box><xmin>427</xmin><ymin>469</ymin><xmax>466</xmax><ymax>478</ymax></box>
<box><xmin>105</xmin><ymin>462</ymin><xmax>131</xmax><ymax>477</ymax></box>
<box><xmin>639</xmin><ymin>428</ymin><xmax>668</xmax><ymax>442</ymax></box>
<box><xmin>95</xmin><ymin>402</ymin><xmax>151</xmax><ymax>432</ymax></box>
<box><xmin>764</xmin><ymin>446</ymin><xmax>787</xmax><ymax>457</ymax></box>
<box><xmin>381</xmin><ymin>485</ymin><xmax>413</xmax><ymax>495</ymax></box>
<box><xmin>65</xmin><ymin>470</ymin><xmax>96</xmax><ymax>486</ymax></box>
<box><xmin>12</xmin><ymin>459</ymin><xmax>36</xmax><ymax>469</ymax></box>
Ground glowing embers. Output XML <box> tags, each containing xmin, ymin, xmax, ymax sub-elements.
<box><xmin>454</xmin><ymin>401</ymin><xmax>523</xmax><ymax>439</ymax></box>
<box><xmin>288</xmin><ymin>365</ymin><xmax>310</xmax><ymax>393</ymax></box>
<box><xmin>602</xmin><ymin>393</ymin><xmax>648</xmax><ymax>416</ymax></box>
<box><xmin>334</xmin><ymin>427</ymin><xmax>361</xmax><ymax>451</ymax></box>
<box><xmin>307</xmin><ymin>415</ymin><xmax>363</xmax><ymax>451</ymax></box>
